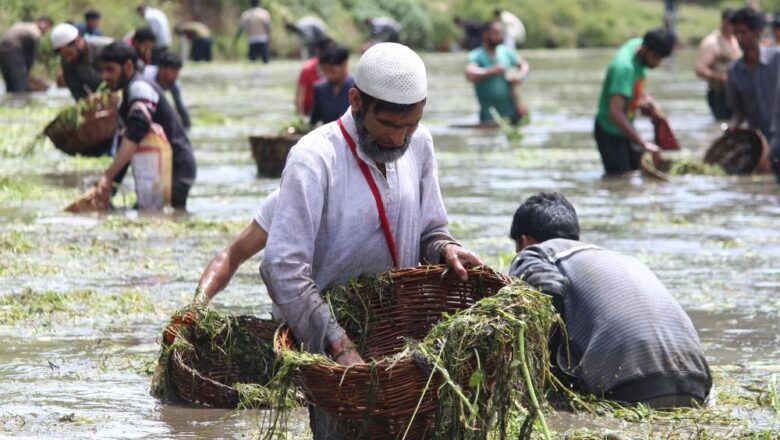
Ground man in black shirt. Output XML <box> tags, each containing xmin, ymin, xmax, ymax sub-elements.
<box><xmin>508</xmin><ymin>192</ymin><xmax>711</xmax><ymax>408</ymax></box>
<box><xmin>95</xmin><ymin>42</ymin><xmax>196</xmax><ymax>209</ymax></box>
<box><xmin>309</xmin><ymin>42</ymin><xmax>353</xmax><ymax>126</ymax></box>
<box><xmin>51</xmin><ymin>22</ymin><xmax>113</xmax><ymax>101</ymax></box>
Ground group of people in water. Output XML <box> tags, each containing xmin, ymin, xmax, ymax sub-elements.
<box><xmin>7</xmin><ymin>4</ymin><xmax>779</xmax><ymax>439</ymax></box>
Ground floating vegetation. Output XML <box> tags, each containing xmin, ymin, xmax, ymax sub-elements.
<box><xmin>489</xmin><ymin>106</ymin><xmax>527</xmax><ymax>143</ymax></box>
<box><xmin>190</xmin><ymin>106</ymin><xmax>229</xmax><ymax>126</ymax></box>
<box><xmin>0</xmin><ymin>288</ymin><xmax>155</xmax><ymax>326</ymax></box>
<box><xmin>664</xmin><ymin>159</ymin><xmax>726</xmax><ymax>177</ymax></box>
<box><xmin>0</xmin><ymin>231</ymin><xmax>33</xmax><ymax>254</ymax></box>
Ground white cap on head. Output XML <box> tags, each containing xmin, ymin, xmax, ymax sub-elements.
<box><xmin>354</xmin><ymin>43</ymin><xmax>427</xmax><ymax>105</ymax></box>
<box><xmin>51</xmin><ymin>23</ymin><xmax>79</xmax><ymax>50</ymax></box>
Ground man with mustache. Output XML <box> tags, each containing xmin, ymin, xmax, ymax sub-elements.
<box><xmin>466</xmin><ymin>20</ymin><xmax>530</xmax><ymax>125</ymax></box>
<box><xmin>260</xmin><ymin>42</ymin><xmax>482</xmax><ymax>439</ymax></box>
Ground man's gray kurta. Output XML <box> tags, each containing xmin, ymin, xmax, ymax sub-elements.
<box><xmin>260</xmin><ymin>108</ymin><xmax>457</xmax><ymax>354</ymax></box>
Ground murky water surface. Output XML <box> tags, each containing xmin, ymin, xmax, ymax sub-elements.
<box><xmin>0</xmin><ymin>49</ymin><xmax>778</xmax><ymax>438</ymax></box>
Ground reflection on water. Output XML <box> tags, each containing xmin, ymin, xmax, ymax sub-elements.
<box><xmin>0</xmin><ymin>49</ymin><xmax>778</xmax><ymax>438</ymax></box>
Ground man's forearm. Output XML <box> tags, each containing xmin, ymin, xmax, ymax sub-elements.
<box><xmin>104</xmin><ymin>137</ymin><xmax>138</xmax><ymax>180</ymax></box>
<box><xmin>609</xmin><ymin>110</ymin><xmax>644</xmax><ymax>145</ymax></box>
<box><xmin>197</xmin><ymin>250</ymin><xmax>240</xmax><ymax>301</ymax></box>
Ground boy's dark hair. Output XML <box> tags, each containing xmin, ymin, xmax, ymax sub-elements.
<box><xmin>134</xmin><ymin>26</ymin><xmax>157</xmax><ymax>44</ymax></box>
<box><xmin>85</xmin><ymin>9</ymin><xmax>101</xmax><ymax>20</ymax></box>
<box><xmin>642</xmin><ymin>27</ymin><xmax>676</xmax><ymax>58</ymax></box>
<box><xmin>316</xmin><ymin>37</ymin><xmax>333</xmax><ymax>54</ymax></box>
<box><xmin>250</xmin><ymin>0</ymin><xmax>260</xmax><ymax>7</ymax></box>
<box><xmin>721</xmin><ymin>8</ymin><xmax>736</xmax><ymax>22</ymax></box>
<box><xmin>37</xmin><ymin>16</ymin><xmax>53</xmax><ymax>26</ymax></box>
<box><xmin>729</xmin><ymin>7</ymin><xmax>765</xmax><ymax>31</ymax></box>
<box><xmin>357</xmin><ymin>87</ymin><xmax>421</xmax><ymax>114</ymax></box>
<box><xmin>510</xmin><ymin>192</ymin><xmax>580</xmax><ymax>243</ymax></box>
<box><xmin>482</xmin><ymin>20</ymin><xmax>501</xmax><ymax>33</ymax></box>
<box><xmin>318</xmin><ymin>42</ymin><xmax>349</xmax><ymax>65</ymax></box>
<box><xmin>97</xmin><ymin>41</ymin><xmax>139</xmax><ymax>65</ymax></box>
<box><xmin>157</xmin><ymin>51</ymin><xmax>183</xmax><ymax>69</ymax></box>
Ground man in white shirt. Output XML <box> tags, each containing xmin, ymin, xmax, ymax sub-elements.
<box><xmin>236</xmin><ymin>0</ymin><xmax>272</xmax><ymax>63</ymax></box>
<box><xmin>136</xmin><ymin>4</ymin><xmax>172</xmax><ymax>63</ymax></box>
<box><xmin>260</xmin><ymin>43</ymin><xmax>481</xmax><ymax>437</ymax></box>
<box><xmin>494</xmin><ymin>8</ymin><xmax>526</xmax><ymax>50</ymax></box>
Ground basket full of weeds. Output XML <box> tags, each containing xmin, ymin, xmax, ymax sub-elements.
<box><xmin>704</xmin><ymin>129</ymin><xmax>770</xmax><ymax>175</ymax></box>
<box><xmin>273</xmin><ymin>265</ymin><xmax>523</xmax><ymax>439</ymax></box>
<box><xmin>44</xmin><ymin>89</ymin><xmax>119</xmax><ymax>157</ymax></box>
<box><xmin>152</xmin><ymin>305</ymin><xmax>288</xmax><ymax>409</ymax></box>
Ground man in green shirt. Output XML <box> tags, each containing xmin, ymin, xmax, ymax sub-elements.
<box><xmin>594</xmin><ymin>28</ymin><xmax>675</xmax><ymax>175</ymax></box>
<box><xmin>465</xmin><ymin>20</ymin><xmax>530</xmax><ymax>124</ymax></box>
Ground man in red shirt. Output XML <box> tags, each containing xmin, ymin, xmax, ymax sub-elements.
<box><xmin>295</xmin><ymin>38</ymin><xmax>332</xmax><ymax>115</ymax></box>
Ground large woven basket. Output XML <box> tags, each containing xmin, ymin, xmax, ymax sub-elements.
<box><xmin>44</xmin><ymin>95</ymin><xmax>119</xmax><ymax>157</ymax></box>
<box><xmin>275</xmin><ymin>265</ymin><xmax>511</xmax><ymax>439</ymax></box>
<box><xmin>704</xmin><ymin>129</ymin><xmax>770</xmax><ymax>175</ymax></box>
<box><xmin>170</xmin><ymin>315</ymin><xmax>279</xmax><ymax>408</ymax></box>
<box><xmin>249</xmin><ymin>134</ymin><xmax>301</xmax><ymax>177</ymax></box>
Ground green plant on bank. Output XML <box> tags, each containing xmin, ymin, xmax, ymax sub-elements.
<box><xmin>2</xmin><ymin>0</ymin><xmax>729</xmax><ymax>65</ymax></box>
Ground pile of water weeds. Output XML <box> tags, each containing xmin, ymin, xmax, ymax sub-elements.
<box><xmin>268</xmin><ymin>278</ymin><xmax>561</xmax><ymax>440</ymax></box>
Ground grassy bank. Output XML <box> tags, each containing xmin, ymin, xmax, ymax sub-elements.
<box><xmin>2</xmin><ymin>0</ymin><xmax>735</xmax><ymax>58</ymax></box>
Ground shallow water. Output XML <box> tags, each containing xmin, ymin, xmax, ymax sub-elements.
<box><xmin>0</xmin><ymin>49</ymin><xmax>778</xmax><ymax>438</ymax></box>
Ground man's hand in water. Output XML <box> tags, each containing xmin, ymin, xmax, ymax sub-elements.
<box><xmin>330</xmin><ymin>335</ymin><xmax>365</xmax><ymax>366</ymax></box>
<box><xmin>95</xmin><ymin>174</ymin><xmax>112</xmax><ymax>200</ymax></box>
<box><xmin>443</xmin><ymin>243</ymin><xmax>483</xmax><ymax>282</ymax></box>
<box><xmin>643</xmin><ymin>141</ymin><xmax>663</xmax><ymax>165</ymax></box>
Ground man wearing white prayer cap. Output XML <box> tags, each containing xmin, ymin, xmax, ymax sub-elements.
<box><xmin>260</xmin><ymin>42</ymin><xmax>482</xmax><ymax>438</ymax></box>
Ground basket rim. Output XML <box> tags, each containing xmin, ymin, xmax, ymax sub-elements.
<box><xmin>170</xmin><ymin>314</ymin><xmax>279</xmax><ymax>403</ymax></box>
<box><xmin>273</xmin><ymin>264</ymin><xmax>511</xmax><ymax>368</ymax></box>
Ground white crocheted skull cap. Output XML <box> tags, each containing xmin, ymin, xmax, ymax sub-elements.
<box><xmin>354</xmin><ymin>43</ymin><xmax>427</xmax><ymax>105</ymax></box>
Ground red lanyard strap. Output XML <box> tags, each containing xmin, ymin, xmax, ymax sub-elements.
<box><xmin>337</xmin><ymin>117</ymin><xmax>399</xmax><ymax>268</ymax></box>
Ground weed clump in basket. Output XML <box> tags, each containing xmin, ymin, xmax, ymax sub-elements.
<box><xmin>151</xmin><ymin>304</ymin><xmax>284</xmax><ymax>408</ymax></box>
<box><xmin>413</xmin><ymin>280</ymin><xmax>560</xmax><ymax>440</ymax></box>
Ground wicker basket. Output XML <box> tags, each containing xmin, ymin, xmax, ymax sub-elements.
<box><xmin>44</xmin><ymin>95</ymin><xmax>119</xmax><ymax>157</ymax></box>
<box><xmin>170</xmin><ymin>315</ymin><xmax>279</xmax><ymax>408</ymax></box>
<box><xmin>275</xmin><ymin>265</ymin><xmax>511</xmax><ymax>439</ymax></box>
<box><xmin>704</xmin><ymin>129</ymin><xmax>770</xmax><ymax>175</ymax></box>
<box><xmin>249</xmin><ymin>134</ymin><xmax>301</xmax><ymax>177</ymax></box>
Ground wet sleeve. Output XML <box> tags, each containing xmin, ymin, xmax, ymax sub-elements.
<box><xmin>169</xmin><ymin>81</ymin><xmax>191</xmax><ymax>129</ymax></box>
<box><xmin>418</xmin><ymin>130</ymin><xmax>459</xmax><ymax>264</ymax></box>
<box><xmin>253</xmin><ymin>188</ymin><xmax>279</xmax><ymax>232</ymax></box>
<box><xmin>606</xmin><ymin>64</ymin><xmax>634</xmax><ymax>99</ymax></box>
<box><xmin>125</xmin><ymin>107</ymin><xmax>151</xmax><ymax>143</ymax></box>
<box><xmin>467</xmin><ymin>50</ymin><xmax>481</xmax><ymax>66</ymax></box>
<box><xmin>726</xmin><ymin>65</ymin><xmax>743</xmax><ymax>118</ymax></box>
<box><xmin>259</xmin><ymin>150</ymin><xmax>345</xmax><ymax>354</ymax></box>
<box><xmin>125</xmin><ymin>81</ymin><xmax>160</xmax><ymax>143</ymax></box>
<box><xmin>62</xmin><ymin>61</ymin><xmax>88</xmax><ymax>101</ymax></box>
<box><xmin>508</xmin><ymin>246</ymin><xmax>568</xmax><ymax>313</ymax></box>
<box><xmin>309</xmin><ymin>90</ymin><xmax>322</xmax><ymax>125</ymax></box>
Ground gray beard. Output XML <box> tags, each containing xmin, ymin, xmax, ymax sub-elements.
<box><xmin>354</xmin><ymin>108</ymin><xmax>411</xmax><ymax>164</ymax></box>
